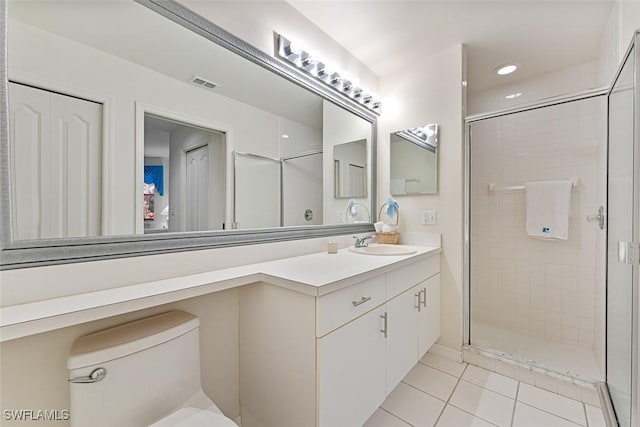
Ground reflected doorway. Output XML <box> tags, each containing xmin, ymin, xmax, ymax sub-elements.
<box><xmin>143</xmin><ymin>114</ymin><xmax>226</xmax><ymax>233</ymax></box>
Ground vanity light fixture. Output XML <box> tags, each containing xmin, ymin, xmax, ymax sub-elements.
<box><xmin>300</xmin><ymin>51</ymin><xmax>314</xmax><ymax>72</ymax></box>
<box><xmin>275</xmin><ymin>33</ymin><xmax>381</xmax><ymax>114</ymax></box>
<box><xmin>314</xmin><ymin>61</ymin><xmax>328</xmax><ymax>78</ymax></box>
<box><xmin>329</xmin><ymin>72</ymin><xmax>342</xmax><ymax>86</ymax></box>
<box><xmin>495</xmin><ymin>64</ymin><xmax>518</xmax><ymax>75</ymax></box>
<box><xmin>505</xmin><ymin>92</ymin><xmax>522</xmax><ymax>99</ymax></box>
<box><xmin>278</xmin><ymin>38</ymin><xmax>301</xmax><ymax>63</ymax></box>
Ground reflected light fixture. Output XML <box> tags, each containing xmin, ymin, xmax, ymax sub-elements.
<box><xmin>276</xmin><ymin>33</ymin><xmax>381</xmax><ymax>114</ymax></box>
<box><xmin>496</xmin><ymin>64</ymin><xmax>518</xmax><ymax>75</ymax></box>
<box><xmin>505</xmin><ymin>92</ymin><xmax>522</xmax><ymax>99</ymax></box>
<box><xmin>395</xmin><ymin>124</ymin><xmax>439</xmax><ymax>153</ymax></box>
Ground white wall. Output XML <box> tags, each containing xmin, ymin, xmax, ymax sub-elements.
<box><xmin>379</xmin><ymin>45</ymin><xmax>466</xmax><ymax>350</ymax></box>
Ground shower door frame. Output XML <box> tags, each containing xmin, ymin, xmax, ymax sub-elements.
<box><xmin>605</xmin><ymin>30</ymin><xmax>640</xmax><ymax>427</ymax></box>
<box><xmin>462</xmin><ymin>88</ymin><xmax>608</xmax><ymax>382</ymax></box>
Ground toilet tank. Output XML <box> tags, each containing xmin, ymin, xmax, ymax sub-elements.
<box><xmin>67</xmin><ymin>311</ymin><xmax>203</xmax><ymax>427</ymax></box>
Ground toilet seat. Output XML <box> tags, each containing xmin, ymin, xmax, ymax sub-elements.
<box><xmin>149</xmin><ymin>407</ymin><xmax>237</xmax><ymax>427</ymax></box>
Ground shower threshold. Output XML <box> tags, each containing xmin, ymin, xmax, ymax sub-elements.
<box><xmin>470</xmin><ymin>321</ymin><xmax>603</xmax><ymax>386</ymax></box>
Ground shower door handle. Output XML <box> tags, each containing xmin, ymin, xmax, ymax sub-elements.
<box><xmin>586</xmin><ymin>206</ymin><xmax>605</xmax><ymax>230</ymax></box>
<box><xmin>618</xmin><ymin>241</ymin><xmax>639</xmax><ymax>265</ymax></box>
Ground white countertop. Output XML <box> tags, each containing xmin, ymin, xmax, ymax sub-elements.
<box><xmin>0</xmin><ymin>245</ymin><xmax>440</xmax><ymax>342</ymax></box>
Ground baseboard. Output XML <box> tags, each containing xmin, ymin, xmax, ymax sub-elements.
<box><xmin>429</xmin><ymin>343</ymin><xmax>463</xmax><ymax>362</ymax></box>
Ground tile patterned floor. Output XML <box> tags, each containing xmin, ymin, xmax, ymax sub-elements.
<box><xmin>364</xmin><ymin>352</ymin><xmax>607</xmax><ymax>427</ymax></box>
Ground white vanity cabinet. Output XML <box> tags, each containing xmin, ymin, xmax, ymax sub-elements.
<box><xmin>419</xmin><ymin>275</ymin><xmax>441</xmax><ymax>356</ymax></box>
<box><xmin>385</xmin><ymin>269</ymin><xmax>440</xmax><ymax>395</ymax></box>
<box><xmin>317</xmin><ymin>305</ymin><xmax>387</xmax><ymax>427</ymax></box>
<box><xmin>239</xmin><ymin>252</ymin><xmax>440</xmax><ymax>427</ymax></box>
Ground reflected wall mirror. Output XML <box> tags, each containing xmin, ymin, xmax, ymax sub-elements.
<box><xmin>390</xmin><ymin>124</ymin><xmax>438</xmax><ymax>195</ymax></box>
<box><xmin>0</xmin><ymin>0</ymin><xmax>377</xmax><ymax>268</ymax></box>
<box><xmin>333</xmin><ymin>139</ymin><xmax>367</xmax><ymax>198</ymax></box>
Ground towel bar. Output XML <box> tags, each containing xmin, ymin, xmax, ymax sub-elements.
<box><xmin>487</xmin><ymin>177</ymin><xmax>580</xmax><ymax>194</ymax></box>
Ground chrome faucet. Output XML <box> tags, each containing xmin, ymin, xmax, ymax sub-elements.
<box><xmin>353</xmin><ymin>235</ymin><xmax>375</xmax><ymax>248</ymax></box>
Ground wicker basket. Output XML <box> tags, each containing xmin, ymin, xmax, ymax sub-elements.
<box><xmin>376</xmin><ymin>203</ymin><xmax>400</xmax><ymax>244</ymax></box>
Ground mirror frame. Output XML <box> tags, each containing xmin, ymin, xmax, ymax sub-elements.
<box><xmin>0</xmin><ymin>0</ymin><xmax>377</xmax><ymax>269</ymax></box>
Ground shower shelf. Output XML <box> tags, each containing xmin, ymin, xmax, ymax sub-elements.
<box><xmin>487</xmin><ymin>177</ymin><xmax>580</xmax><ymax>194</ymax></box>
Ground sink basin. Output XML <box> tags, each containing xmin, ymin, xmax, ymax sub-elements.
<box><xmin>349</xmin><ymin>244</ymin><xmax>417</xmax><ymax>256</ymax></box>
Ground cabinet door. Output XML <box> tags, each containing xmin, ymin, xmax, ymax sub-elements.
<box><xmin>418</xmin><ymin>274</ymin><xmax>440</xmax><ymax>358</ymax></box>
<box><xmin>385</xmin><ymin>285</ymin><xmax>420</xmax><ymax>395</ymax></box>
<box><xmin>318</xmin><ymin>306</ymin><xmax>386</xmax><ymax>427</ymax></box>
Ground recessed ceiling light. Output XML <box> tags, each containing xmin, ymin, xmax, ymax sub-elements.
<box><xmin>496</xmin><ymin>64</ymin><xmax>518</xmax><ymax>76</ymax></box>
<box><xmin>505</xmin><ymin>92</ymin><xmax>522</xmax><ymax>99</ymax></box>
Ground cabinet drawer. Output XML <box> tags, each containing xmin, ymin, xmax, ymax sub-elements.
<box><xmin>316</xmin><ymin>275</ymin><xmax>386</xmax><ymax>337</ymax></box>
<box><xmin>386</xmin><ymin>254</ymin><xmax>439</xmax><ymax>299</ymax></box>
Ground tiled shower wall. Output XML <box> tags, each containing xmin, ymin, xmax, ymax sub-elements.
<box><xmin>470</xmin><ymin>96</ymin><xmax>606</xmax><ymax>357</ymax></box>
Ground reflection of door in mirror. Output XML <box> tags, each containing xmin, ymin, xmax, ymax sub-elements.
<box><xmin>186</xmin><ymin>145</ymin><xmax>210</xmax><ymax>232</ymax></box>
<box><xmin>8</xmin><ymin>82</ymin><xmax>103</xmax><ymax>240</ymax></box>
<box><xmin>144</xmin><ymin>115</ymin><xmax>225</xmax><ymax>233</ymax></box>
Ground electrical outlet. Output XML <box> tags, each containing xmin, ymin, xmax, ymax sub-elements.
<box><xmin>422</xmin><ymin>210</ymin><xmax>437</xmax><ymax>226</ymax></box>
<box><xmin>336</xmin><ymin>211</ymin><xmax>345</xmax><ymax>223</ymax></box>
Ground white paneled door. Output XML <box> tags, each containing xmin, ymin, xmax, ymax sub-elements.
<box><xmin>185</xmin><ymin>144</ymin><xmax>210</xmax><ymax>232</ymax></box>
<box><xmin>9</xmin><ymin>82</ymin><xmax>102</xmax><ymax>239</ymax></box>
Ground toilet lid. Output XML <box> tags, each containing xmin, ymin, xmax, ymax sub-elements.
<box><xmin>150</xmin><ymin>407</ymin><xmax>237</xmax><ymax>427</ymax></box>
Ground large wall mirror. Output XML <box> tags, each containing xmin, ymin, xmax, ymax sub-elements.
<box><xmin>390</xmin><ymin>124</ymin><xmax>438</xmax><ymax>195</ymax></box>
<box><xmin>0</xmin><ymin>0</ymin><xmax>377</xmax><ymax>268</ymax></box>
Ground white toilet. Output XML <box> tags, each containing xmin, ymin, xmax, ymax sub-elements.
<box><xmin>67</xmin><ymin>310</ymin><xmax>237</xmax><ymax>427</ymax></box>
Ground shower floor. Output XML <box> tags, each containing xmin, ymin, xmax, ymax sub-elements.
<box><xmin>472</xmin><ymin>322</ymin><xmax>604</xmax><ymax>382</ymax></box>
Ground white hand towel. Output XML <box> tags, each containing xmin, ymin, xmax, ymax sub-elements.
<box><xmin>525</xmin><ymin>180</ymin><xmax>572</xmax><ymax>240</ymax></box>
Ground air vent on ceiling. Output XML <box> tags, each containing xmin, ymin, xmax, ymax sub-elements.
<box><xmin>189</xmin><ymin>75</ymin><xmax>218</xmax><ymax>91</ymax></box>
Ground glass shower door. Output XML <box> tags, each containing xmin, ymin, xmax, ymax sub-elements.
<box><xmin>607</xmin><ymin>35</ymin><xmax>638</xmax><ymax>427</ymax></box>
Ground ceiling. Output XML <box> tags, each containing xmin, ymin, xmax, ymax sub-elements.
<box><xmin>288</xmin><ymin>0</ymin><xmax>615</xmax><ymax>93</ymax></box>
